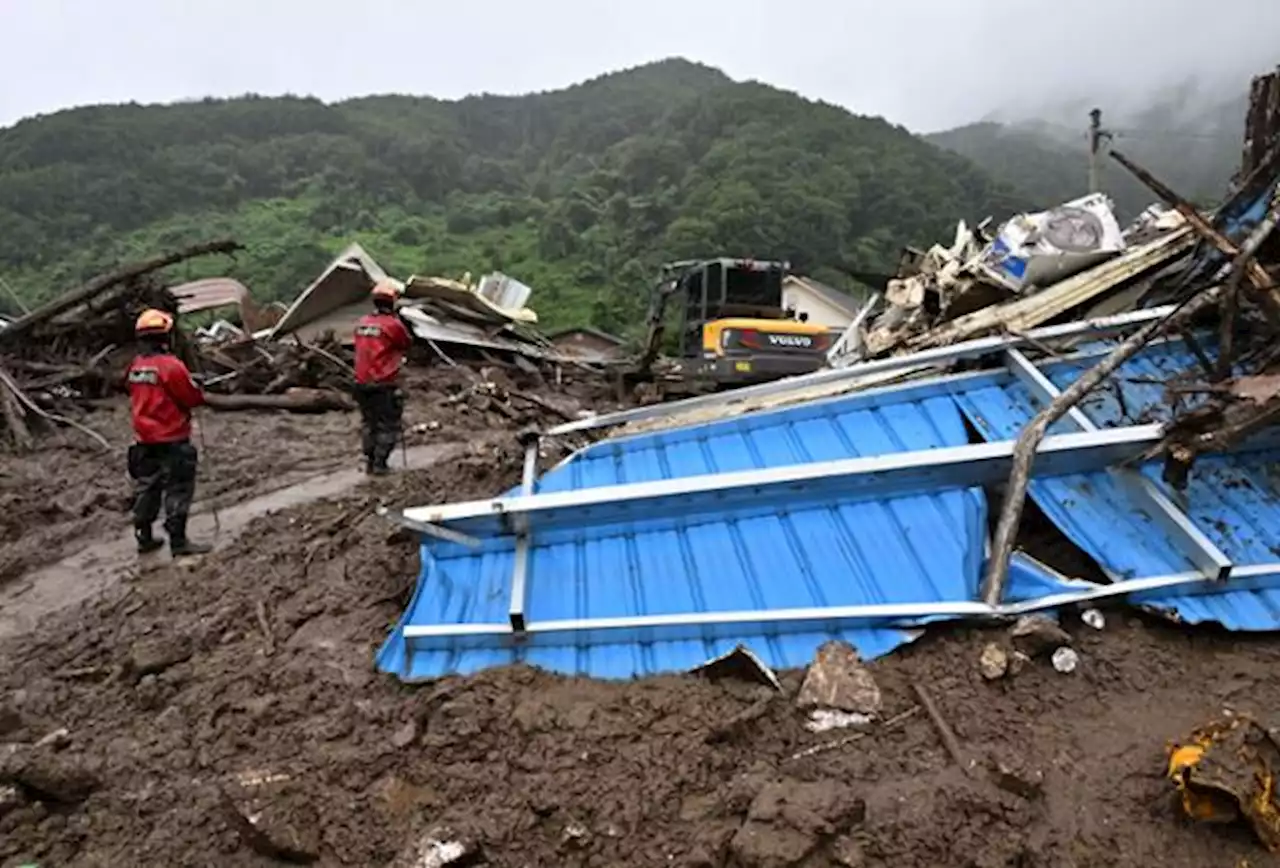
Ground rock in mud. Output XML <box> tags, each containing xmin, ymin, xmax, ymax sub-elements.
<box><xmin>0</xmin><ymin>704</ymin><xmax>23</xmax><ymax>738</ymax></box>
<box><xmin>796</xmin><ymin>641</ymin><xmax>882</xmax><ymax>715</ymax></box>
<box><xmin>1081</xmin><ymin>608</ymin><xmax>1106</xmax><ymax>630</ymax></box>
<box><xmin>126</xmin><ymin>636</ymin><xmax>193</xmax><ymax>679</ymax></box>
<box><xmin>1052</xmin><ymin>647</ymin><xmax>1079</xmax><ymax>674</ymax></box>
<box><xmin>391</xmin><ymin>719</ymin><xmax>419</xmax><ymax>749</ymax></box>
<box><xmin>989</xmin><ymin>755</ymin><xmax>1045</xmax><ymax>802</ymax></box>
<box><xmin>730</xmin><ymin>777</ymin><xmax>866</xmax><ymax>867</ymax></box>
<box><xmin>0</xmin><ymin>783</ymin><xmax>25</xmax><ymax>819</ymax></box>
<box><xmin>224</xmin><ymin>792</ymin><xmax>321</xmax><ymax>864</ymax></box>
<box><xmin>134</xmin><ymin>675</ymin><xmax>164</xmax><ymax>711</ymax></box>
<box><xmin>559</xmin><ymin>821</ymin><xmax>591</xmax><ymax>851</ymax></box>
<box><xmin>831</xmin><ymin>835</ymin><xmax>866</xmax><ymax>867</ymax></box>
<box><xmin>979</xmin><ymin>643</ymin><xmax>1010</xmax><ymax>680</ymax></box>
<box><xmin>1009</xmin><ymin>615</ymin><xmax>1071</xmax><ymax>658</ymax></box>
<box><xmin>388</xmin><ymin>827</ymin><xmax>481</xmax><ymax>868</ymax></box>
<box><xmin>2</xmin><ymin>752</ymin><xmax>100</xmax><ymax>804</ymax></box>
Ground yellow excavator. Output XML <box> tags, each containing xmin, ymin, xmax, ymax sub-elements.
<box><xmin>635</xmin><ymin>258</ymin><xmax>834</xmax><ymax>389</ymax></box>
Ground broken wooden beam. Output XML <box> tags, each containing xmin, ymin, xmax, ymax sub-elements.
<box><xmin>0</xmin><ymin>370</ymin><xmax>34</xmax><ymax>450</ymax></box>
<box><xmin>1109</xmin><ymin>150</ymin><xmax>1280</xmax><ymax>322</ymax></box>
<box><xmin>1243</xmin><ymin>69</ymin><xmax>1280</xmax><ymax>181</ymax></box>
<box><xmin>204</xmin><ymin>388</ymin><xmax>354</xmax><ymax>414</ymax></box>
<box><xmin>986</xmin><ymin>188</ymin><xmax>1280</xmax><ymax>604</ymax></box>
<box><xmin>0</xmin><ymin>239</ymin><xmax>242</xmax><ymax>345</ymax></box>
<box><xmin>0</xmin><ymin>365</ymin><xmax>110</xmax><ymax>450</ymax></box>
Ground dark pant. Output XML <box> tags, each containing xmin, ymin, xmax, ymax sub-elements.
<box><xmin>354</xmin><ymin>383</ymin><xmax>403</xmax><ymax>470</ymax></box>
<box><xmin>128</xmin><ymin>441</ymin><xmax>198</xmax><ymax>542</ymax></box>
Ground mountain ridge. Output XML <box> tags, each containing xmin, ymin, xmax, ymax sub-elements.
<box><xmin>0</xmin><ymin>58</ymin><xmax>1031</xmax><ymax>331</ymax></box>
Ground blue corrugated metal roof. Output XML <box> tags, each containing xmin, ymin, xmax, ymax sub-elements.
<box><xmin>956</xmin><ymin>338</ymin><xmax>1280</xmax><ymax>629</ymax></box>
<box><xmin>379</xmin><ymin>338</ymin><xmax>1280</xmax><ymax>682</ymax></box>
<box><xmin>380</xmin><ymin>384</ymin><xmax>998</xmax><ymax>679</ymax></box>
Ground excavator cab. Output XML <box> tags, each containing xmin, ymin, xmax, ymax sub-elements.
<box><xmin>638</xmin><ymin>258</ymin><xmax>833</xmax><ymax>387</ymax></box>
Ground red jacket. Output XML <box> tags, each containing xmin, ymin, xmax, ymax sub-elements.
<box><xmin>127</xmin><ymin>352</ymin><xmax>206</xmax><ymax>444</ymax></box>
<box><xmin>354</xmin><ymin>312</ymin><xmax>412</xmax><ymax>385</ymax></box>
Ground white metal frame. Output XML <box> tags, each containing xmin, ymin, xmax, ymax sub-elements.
<box><xmin>403</xmin><ymin>424</ymin><xmax>1167</xmax><ymax>536</ymax></box>
<box><xmin>1005</xmin><ymin>348</ymin><xmax>1232</xmax><ymax>580</ymax></box>
<box><xmin>826</xmin><ymin>291</ymin><xmax>881</xmax><ymax>365</ymax></box>
<box><xmin>398</xmin><ymin>563</ymin><xmax>1280</xmax><ymax>651</ymax></box>
<box><xmin>507</xmin><ymin>442</ymin><xmax>539</xmax><ymax>631</ymax></box>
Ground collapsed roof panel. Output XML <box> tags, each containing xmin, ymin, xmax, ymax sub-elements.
<box><xmin>399</xmin><ymin>307</ymin><xmax>563</xmax><ymax>361</ymax></box>
<box><xmin>268</xmin><ymin>243</ymin><xmax>394</xmax><ymax>340</ymax></box>
<box><xmin>905</xmin><ymin>227</ymin><xmax>1195</xmax><ymax>352</ymax></box>
<box><xmin>379</xmin><ymin>333</ymin><xmax>1280</xmax><ymax>682</ymax></box>
<box><xmin>406</xmin><ymin>274</ymin><xmax>537</xmax><ymax>325</ymax></box>
<box><xmin>380</xmin><ymin>384</ymin><xmax>993</xmax><ymax>680</ymax></box>
<box><xmin>956</xmin><ymin>338</ymin><xmax>1280</xmax><ymax>630</ymax></box>
<box><xmin>169</xmin><ymin>277</ymin><xmax>250</xmax><ymax>314</ymax></box>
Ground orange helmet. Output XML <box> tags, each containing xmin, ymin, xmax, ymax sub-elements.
<box><xmin>371</xmin><ymin>281</ymin><xmax>398</xmax><ymax>303</ymax></box>
<box><xmin>135</xmin><ymin>309</ymin><xmax>174</xmax><ymax>336</ymax></box>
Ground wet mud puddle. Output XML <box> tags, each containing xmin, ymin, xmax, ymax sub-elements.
<box><xmin>0</xmin><ymin>443</ymin><xmax>459</xmax><ymax>640</ymax></box>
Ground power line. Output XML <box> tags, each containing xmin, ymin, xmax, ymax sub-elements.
<box><xmin>1032</xmin><ymin>117</ymin><xmax>1241</xmax><ymax>143</ymax></box>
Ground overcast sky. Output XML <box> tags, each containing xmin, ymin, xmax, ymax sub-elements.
<box><xmin>2</xmin><ymin>0</ymin><xmax>1277</xmax><ymax>133</ymax></box>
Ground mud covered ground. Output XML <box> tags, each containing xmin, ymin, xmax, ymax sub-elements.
<box><xmin>0</xmin><ymin>362</ymin><xmax>611</xmax><ymax>589</ymax></box>
<box><xmin>2</xmin><ymin>364</ymin><xmax>1280</xmax><ymax>866</ymax></box>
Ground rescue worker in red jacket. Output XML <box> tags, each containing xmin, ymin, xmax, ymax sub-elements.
<box><xmin>126</xmin><ymin>309</ymin><xmax>212</xmax><ymax>556</ymax></box>
<box><xmin>353</xmin><ymin>281</ymin><xmax>412</xmax><ymax>475</ymax></box>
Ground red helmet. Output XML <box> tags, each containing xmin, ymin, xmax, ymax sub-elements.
<box><xmin>135</xmin><ymin>309</ymin><xmax>174</xmax><ymax>335</ymax></box>
<box><xmin>371</xmin><ymin>281</ymin><xmax>398</xmax><ymax>303</ymax></box>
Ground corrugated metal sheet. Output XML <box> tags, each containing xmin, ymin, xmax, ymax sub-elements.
<box><xmin>380</xmin><ymin>384</ymin><xmax>995</xmax><ymax>679</ymax></box>
<box><xmin>270</xmin><ymin>243</ymin><xmax>396</xmax><ymax>340</ymax></box>
<box><xmin>380</xmin><ymin>338</ymin><xmax>1280</xmax><ymax>682</ymax></box>
<box><xmin>955</xmin><ymin>338</ymin><xmax>1280</xmax><ymax>629</ymax></box>
<box><xmin>169</xmin><ymin>277</ymin><xmax>249</xmax><ymax>315</ymax></box>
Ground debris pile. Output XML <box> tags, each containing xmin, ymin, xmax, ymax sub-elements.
<box><xmin>0</xmin><ymin>240</ymin><xmax>243</xmax><ymax>449</ymax></box>
<box><xmin>843</xmin><ymin>194</ymin><xmax>1183</xmax><ymax>360</ymax></box>
<box><xmin>266</xmin><ymin>244</ymin><xmax>584</xmax><ymax>372</ymax></box>
<box><xmin>0</xmin><ymin>237</ymin><xmax>623</xmax><ymax>452</ymax></box>
<box><xmin>1167</xmin><ymin>713</ymin><xmax>1280</xmax><ymax>851</ymax></box>
<box><xmin>842</xmin><ymin>70</ymin><xmax>1280</xmax><ymax>381</ymax></box>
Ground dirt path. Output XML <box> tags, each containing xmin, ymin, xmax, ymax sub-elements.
<box><xmin>0</xmin><ymin>443</ymin><xmax>461</xmax><ymax>640</ymax></box>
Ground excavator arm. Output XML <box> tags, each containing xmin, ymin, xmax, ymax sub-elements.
<box><xmin>633</xmin><ymin>270</ymin><xmax>685</xmax><ymax>378</ymax></box>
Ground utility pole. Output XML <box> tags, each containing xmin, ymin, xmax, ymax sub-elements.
<box><xmin>1087</xmin><ymin>108</ymin><xmax>1113</xmax><ymax>194</ymax></box>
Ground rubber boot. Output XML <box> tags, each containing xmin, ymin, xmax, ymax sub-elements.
<box><xmin>170</xmin><ymin>536</ymin><xmax>212</xmax><ymax>557</ymax></box>
<box><xmin>135</xmin><ymin>526</ymin><xmax>165</xmax><ymax>555</ymax></box>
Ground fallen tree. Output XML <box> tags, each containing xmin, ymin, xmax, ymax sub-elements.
<box><xmin>205</xmin><ymin>388</ymin><xmax>355</xmax><ymax>414</ymax></box>
<box><xmin>0</xmin><ymin>239</ymin><xmax>243</xmax><ymax>346</ymax></box>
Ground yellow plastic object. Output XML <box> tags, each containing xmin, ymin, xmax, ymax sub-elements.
<box><xmin>1167</xmin><ymin>715</ymin><xmax>1280</xmax><ymax>850</ymax></box>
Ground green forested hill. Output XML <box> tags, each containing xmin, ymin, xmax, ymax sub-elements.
<box><xmin>925</xmin><ymin>89</ymin><xmax>1248</xmax><ymax>220</ymax></box>
<box><xmin>0</xmin><ymin>59</ymin><xmax>1032</xmax><ymax>331</ymax></box>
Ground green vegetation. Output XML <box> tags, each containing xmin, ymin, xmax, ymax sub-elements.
<box><xmin>925</xmin><ymin>90</ymin><xmax>1248</xmax><ymax>219</ymax></box>
<box><xmin>0</xmin><ymin>59</ymin><xmax>1032</xmax><ymax>332</ymax></box>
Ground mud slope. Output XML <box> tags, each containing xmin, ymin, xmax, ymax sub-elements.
<box><xmin>2</xmin><ymin>439</ymin><xmax>1279</xmax><ymax>866</ymax></box>
<box><xmin>3</xmin><ymin>372</ymin><xmax>1279</xmax><ymax>866</ymax></box>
